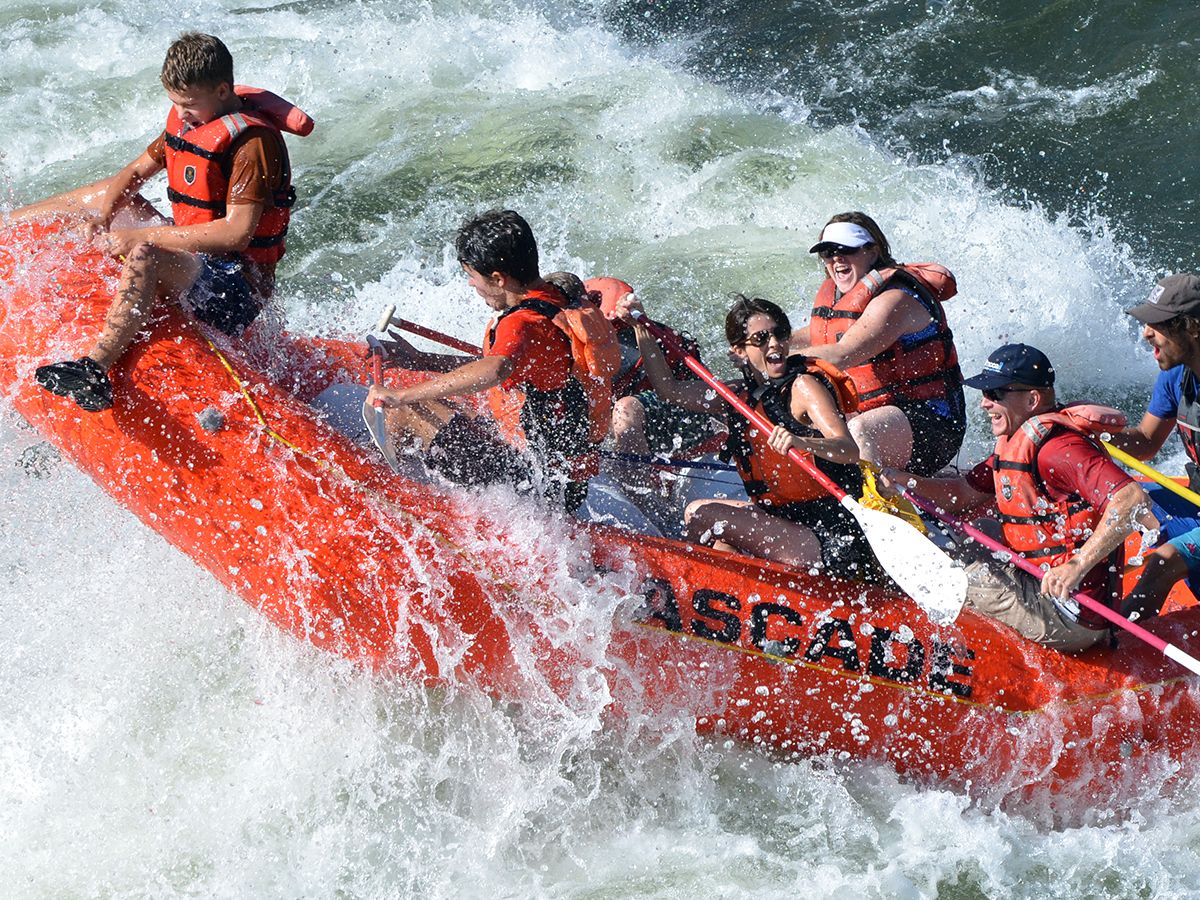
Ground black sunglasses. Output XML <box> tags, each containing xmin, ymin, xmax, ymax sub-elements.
<box><xmin>817</xmin><ymin>244</ymin><xmax>871</xmax><ymax>260</ymax></box>
<box><xmin>740</xmin><ymin>325</ymin><xmax>791</xmax><ymax>347</ymax></box>
<box><xmin>981</xmin><ymin>386</ymin><xmax>1032</xmax><ymax>401</ymax></box>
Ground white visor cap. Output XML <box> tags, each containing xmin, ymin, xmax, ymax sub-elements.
<box><xmin>808</xmin><ymin>222</ymin><xmax>875</xmax><ymax>254</ymax></box>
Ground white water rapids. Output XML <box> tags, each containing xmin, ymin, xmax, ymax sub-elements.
<box><xmin>2</xmin><ymin>2</ymin><xmax>1198</xmax><ymax>896</ymax></box>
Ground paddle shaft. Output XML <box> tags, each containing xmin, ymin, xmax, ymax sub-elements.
<box><xmin>370</xmin><ymin>305</ymin><xmax>396</xmax><ymax>407</ymax></box>
<box><xmin>900</xmin><ymin>487</ymin><xmax>1200</xmax><ymax>675</ymax></box>
<box><xmin>390</xmin><ymin>317</ymin><xmax>481</xmax><ymax>356</ymax></box>
<box><xmin>602</xmin><ymin>450</ymin><xmax>737</xmax><ymax>472</ymax></box>
<box><xmin>1103</xmin><ymin>440</ymin><xmax>1200</xmax><ymax>509</ymax></box>
<box><xmin>370</xmin><ymin>352</ymin><xmax>383</xmax><ymax>403</ymax></box>
<box><xmin>389</xmin><ymin>311</ymin><xmax>695</xmax><ymax>373</ymax></box>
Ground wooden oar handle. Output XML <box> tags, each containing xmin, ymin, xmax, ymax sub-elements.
<box><xmin>631</xmin><ymin>312</ymin><xmax>849</xmax><ymax>503</ymax></box>
<box><xmin>376</xmin><ymin>304</ymin><xmax>397</xmax><ymax>333</ymax></box>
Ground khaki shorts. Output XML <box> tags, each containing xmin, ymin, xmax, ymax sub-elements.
<box><xmin>959</xmin><ymin>542</ymin><xmax>1107</xmax><ymax>653</ymax></box>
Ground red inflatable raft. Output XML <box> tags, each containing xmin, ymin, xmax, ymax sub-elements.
<box><xmin>3</xmin><ymin>220</ymin><xmax>1198</xmax><ymax>810</ymax></box>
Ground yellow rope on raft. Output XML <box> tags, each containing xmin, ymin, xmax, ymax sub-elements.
<box><xmin>1103</xmin><ymin>441</ymin><xmax>1200</xmax><ymax>509</ymax></box>
<box><xmin>858</xmin><ymin>462</ymin><xmax>926</xmax><ymax>533</ymax></box>
<box><xmin>203</xmin><ymin>337</ymin><xmax>521</xmax><ymax>590</ymax></box>
<box><xmin>205</xmin><ymin>337</ymin><xmax>327</xmax><ymax>466</ymax></box>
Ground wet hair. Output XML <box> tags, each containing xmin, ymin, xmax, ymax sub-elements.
<box><xmin>160</xmin><ymin>33</ymin><xmax>234</xmax><ymax>92</ymax></box>
<box><xmin>724</xmin><ymin>294</ymin><xmax>792</xmax><ymax>346</ymax></box>
<box><xmin>455</xmin><ymin>210</ymin><xmax>539</xmax><ymax>285</ymax></box>
<box><xmin>1157</xmin><ymin>314</ymin><xmax>1200</xmax><ymax>343</ymax></box>
<box><xmin>543</xmin><ymin>271</ymin><xmax>588</xmax><ymax>306</ymax></box>
<box><xmin>824</xmin><ymin>211</ymin><xmax>897</xmax><ymax>267</ymax></box>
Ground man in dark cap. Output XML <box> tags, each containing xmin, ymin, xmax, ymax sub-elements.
<box><xmin>1109</xmin><ymin>274</ymin><xmax>1200</xmax><ymax>620</ymax></box>
<box><xmin>881</xmin><ymin>343</ymin><xmax>1150</xmax><ymax>651</ymax></box>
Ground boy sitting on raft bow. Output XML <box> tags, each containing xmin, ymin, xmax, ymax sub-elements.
<box><xmin>17</xmin><ymin>32</ymin><xmax>311</xmax><ymax>412</ymax></box>
<box><xmin>612</xmin><ymin>292</ymin><xmax>877</xmax><ymax>578</ymax></box>
<box><xmin>367</xmin><ymin>210</ymin><xmax>616</xmax><ymax>514</ymax></box>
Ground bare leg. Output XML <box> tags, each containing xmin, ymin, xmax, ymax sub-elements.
<box><xmin>36</xmin><ymin>239</ymin><xmax>205</xmax><ymax>410</ymax></box>
<box><xmin>1122</xmin><ymin>544</ymin><xmax>1189</xmax><ymax>621</ymax></box>
<box><xmin>7</xmin><ymin>176</ymin><xmax>165</xmax><ymax>227</ymax></box>
<box><xmin>89</xmin><ymin>243</ymin><xmax>202</xmax><ymax>369</ymax></box>
<box><xmin>684</xmin><ymin>498</ymin><xmax>822</xmax><ymax>567</ymax></box>
<box><xmin>611</xmin><ymin>395</ymin><xmax>681</xmax><ymax>534</ymax></box>
<box><xmin>381</xmin><ymin>398</ymin><xmax>458</xmax><ymax>449</ymax></box>
<box><xmin>848</xmin><ymin>406</ymin><xmax>914</xmax><ymax>470</ymax></box>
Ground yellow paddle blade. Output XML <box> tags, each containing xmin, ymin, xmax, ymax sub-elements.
<box><xmin>859</xmin><ymin>463</ymin><xmax>926</xmax><ymax>534</ymax></box>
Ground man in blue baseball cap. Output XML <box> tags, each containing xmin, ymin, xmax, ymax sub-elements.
<box><xmin>880</xmin><ymin>343</ymin><xmax>1150</xmax><ymax>652</ymax></box>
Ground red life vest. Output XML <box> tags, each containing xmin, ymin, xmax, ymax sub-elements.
<box><xmin>809</xmin><ymin>263</ymin><xmax>962</xmax><ymax>412</ymax></box>
<box><xmin>163</xmin><ymin>86</ymin><xmax>312</xmax><ymax>266</ymax></box>
<box><xmin>992</xmin><ymin>404</ymin><xmax>1128</xmax><ymax>627</ymax></box>
<box><xmin>582</xmin><ymin>276</ymin><xmax>704</xmax><ymax>397</ymax></box>
<box><xmin>483</xmin><ymin>286</ymin><xmax>620</xmax><ymax>479</ymax></box>
<box><xmin>725</xmin><ymin>357</ymin><xmax>861</xmax><ymax>508</ymax></box>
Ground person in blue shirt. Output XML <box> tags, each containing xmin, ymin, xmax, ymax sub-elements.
<box><xmin>1110</xmin><ymin>274</ymin><xmax>1200</xmax><ymax>620</ymax></box>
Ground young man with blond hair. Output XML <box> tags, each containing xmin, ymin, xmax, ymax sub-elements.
<box><xmin>17</xmin><ymin>32</ymin><xmax>310</xmax><ymax>411</ymax></box>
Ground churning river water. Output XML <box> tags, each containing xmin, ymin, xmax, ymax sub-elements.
<box><xmin>2</xmin><ymin>1</ymin><xmax>1199</xmax><ymax>896</ymax></box>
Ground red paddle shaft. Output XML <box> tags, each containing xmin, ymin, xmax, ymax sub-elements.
<box><xmin>390</xmin><ymin>317</ymin><xmax>481</xmax><ymax>356</ymax></box>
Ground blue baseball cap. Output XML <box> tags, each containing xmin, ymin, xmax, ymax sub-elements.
<box><xmin>963</xmin><ymin>343</ymin><xmax>1056</xmax><ymax>391</ymax></box>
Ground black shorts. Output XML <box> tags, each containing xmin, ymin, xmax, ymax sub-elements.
<box><xmin>767</xmin><ymin>496</ymin><xmax>879</xmax><ymax>580</ymax></box>
<box><xmin>896</xmin><ymin>399</ymin><xmax>966</xmax><ymax>476</ymax></box>
<box><xmin>185</xmin><ymin>255</ymin><xmax>263</xmax><ymax>336</ymax></box>
<box><xmin>424</xmin><ymin>413</ymin><xmax>590</xmax><ymax>514</ymax></box>
<box><xmin>425</xmin><ymin>413</ymin><xmax>532</xmax><ymax>489</ymax></box>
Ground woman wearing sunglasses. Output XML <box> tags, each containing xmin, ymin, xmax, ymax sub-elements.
<box><xmin>794</xmin><ymin>211</ymin><xmax>966</xmax><ymax>477</ymax></box>
<box><xmin>613</xmin><ymin>292</ymin><xmax>875</xmax><ymax>577</ymax></box>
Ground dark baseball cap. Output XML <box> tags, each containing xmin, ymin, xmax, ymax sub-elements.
<box><xmin>1125</xmin><ymin>273</ymin><xmax>1200</xmax><ymax>325</ymax></box>
<box><xmin>963</xmin><ymin>343</ymin><xmax>1056</xmax><ymax>391</ymax></box>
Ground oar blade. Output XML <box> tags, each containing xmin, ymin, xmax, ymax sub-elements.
<box><xmin>844</xmin><ymin>497</ymin><xmax>967</xmax><ymax>625</ymax></box>
<box><xmin>362</xmin><ymin>400</ymin><xmax>402</xmax><ymax>473</ymax></box>
<box><xmin>1165</xmin><ymin>643</ymin><xmax>1200</xmax><ymax>677</ymax></box>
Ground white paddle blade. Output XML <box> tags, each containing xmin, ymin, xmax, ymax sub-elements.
<box><xmin>843</xmin><ymin>496</ymin><xmax>967</xmax><ymax>625</ymax></box>
<box><xmin>362</xmin><ymin>400</ymin><xmax>402</xmax><ymax>473</ymax></box>
<box><xmin>1164</xmin><ymin>643</ymin><xmax>1200</xmax><ymax>677</ymax></box>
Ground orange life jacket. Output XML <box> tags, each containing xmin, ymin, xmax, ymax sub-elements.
<box><xmin>809</xmin><ymin>263</ymin><xmax>962</xmax><ymax>413</ymax></box>
<box><xmin>585</xmin><ymin>276</ymin><xmax>635</xmax><ymax>319</ymax></box>
<box><xmin>583</xmin><ymin>276</ymin><xmax>704</xmax><ymax>397</ymax></box>
<box><xmin>992</xmin><ymin>404</ymin><xmax>1128</xmax><ymax>627</ymax></box>
<box><xmin>163</xmin><ymin>86</ymin><xmax>312</xmax><ymax>266</ymax></box>
<box><xmin>483</xmin><ymin>287</ymin><xmax>620</xmax><ymax>479</ymax></box>
<box><xmin>725</xmin><ymin>357</ymin><xmax>862</xmax><ymax>508</ymax></box>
